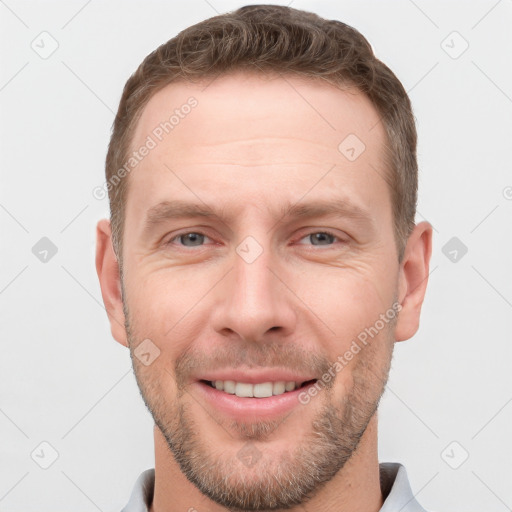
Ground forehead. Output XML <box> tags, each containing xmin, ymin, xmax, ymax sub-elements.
<box><xmin>130</xmin><ymin>71</ymin><xmax>385</xmax><ymax>161</ymax></box>
<box><xmin>126</xmin><ymin>71</ymin><xmax>391</xmax><ymax>223</ymax></box>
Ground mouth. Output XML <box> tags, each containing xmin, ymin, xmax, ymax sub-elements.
<box><xmin>193</xmin><ymin>375</ymin><xmax>319</xmax><ymax>421</ymax></box>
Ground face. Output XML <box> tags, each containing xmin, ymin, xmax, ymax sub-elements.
<box><xmin>97</xmin><ymin>71</ymin><xmax>430</xmax><ymax>510</ymax></box>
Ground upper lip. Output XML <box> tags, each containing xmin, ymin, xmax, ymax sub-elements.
<box><xmin>196</xmin><ymin>369</ymin><xmax>317</xmax><ymax>385</ymax></box>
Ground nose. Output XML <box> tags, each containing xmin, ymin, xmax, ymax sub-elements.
<box><xmin>210</xmin><ymin>239</ymin><xmax>298</xmax><ymax>343</ymax></box>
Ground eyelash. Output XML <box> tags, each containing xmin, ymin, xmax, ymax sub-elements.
<box><xmin>165</xmin><ymin>230</ymin><xmax>345</xmax><ymax>249</ymax></box>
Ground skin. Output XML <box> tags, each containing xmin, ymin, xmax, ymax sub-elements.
<box><xmin>96</xmin><ymin>71</ymin><xmax>432</xmax><ymax>512</ymax></box>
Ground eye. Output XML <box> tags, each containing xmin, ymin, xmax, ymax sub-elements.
<box><xmin>165</xmin><ymin>230</ymin><xmax>344</xmax><ymax>250</ymax></box>
<box><xmin>297</xmin><ymin>231</ymin><xmax>342</xmax><ymax>247</ymax></box>
<box><xmin>168</xmin><ymin>232</ymin><xmax>212</xmax><ymax>247</ymax></box>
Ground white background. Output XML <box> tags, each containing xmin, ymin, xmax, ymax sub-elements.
<box><xmin>1</xmin><ymin>1</ymin><xmax>511</xmax><ymax>511</ymax></box>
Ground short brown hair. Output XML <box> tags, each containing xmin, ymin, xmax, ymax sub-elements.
<box><xmin>105</xmin><ymin>4</ymin><xmax>417</xmax><ymax>265</ymax></box>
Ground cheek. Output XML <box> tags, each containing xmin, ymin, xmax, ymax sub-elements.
<box><xmin>123</xmin><ymin>269</ymin><xmax>212</xmax><ymax>369</ymax></box>
<box><xmin>124</xmin><ymin>268</ymin><xmax>197</xmax><ymax>328</ymax></box>
<box><xmin>294</xmin><ymin>264</ymin><xmax>396</xmax><ymax>339</ymax></box>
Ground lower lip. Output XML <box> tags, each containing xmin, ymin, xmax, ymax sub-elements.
<box><xmin>192</xmin><ymin>381</ymin><xmax>316</xmax><ymax>421</ymax></box>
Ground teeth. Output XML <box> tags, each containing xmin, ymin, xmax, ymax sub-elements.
<box><xmin>272</xmin><ymin>381</ymin><xmax>285</xmax><ymax>395</ymax></box>
<box><xmin>254</xmin><ymin>382</ymin><xmax>273</xmax><ymax>398</ymax></box>
<box><xmin>235</xmin><ymin>382</ymin><xmax>253</xmax><ymax>397</ymax></box>
<box><xmin>223</xmin><ymin>380</ymin><xmax>235</xmax><ymax>394</ymax></box>
<box><xmin>285</xmin><ymin>381</ymin><xmax>296</xmax><ymax>392</ymax></box>
<box><xmin>210</xmin><ymin>380</ymin><xmax>302</xmax><ymax>397</ymax></box>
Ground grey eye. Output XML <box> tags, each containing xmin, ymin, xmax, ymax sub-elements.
<box><xmin>177</xmin><ymin>233</ymin><xmax>206</xmax><ymax>246</ymax></box>
<box><xmin>300</xmin><ymin>232</ymin><xmax>337</xmax><ymax>246</ymax></box>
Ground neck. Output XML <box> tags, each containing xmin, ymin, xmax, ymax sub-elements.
<box><xmin>150</xmin><ymin>413</ymin><xmax>383</xmax><ymax>512</ymax></box>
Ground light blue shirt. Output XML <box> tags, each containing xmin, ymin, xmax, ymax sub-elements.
<box><xmin>121</xmin><ymin>462</ymin><xmax>429</xmax><ymax>511</ymax></box>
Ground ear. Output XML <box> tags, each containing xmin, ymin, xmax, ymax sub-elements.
<box><xmin>395</xmin><ymin>221</ymin><xmax>433</xmax><ymax>342</ymax></box>
<box><xmin>95</xmin><ymin>219</ymin><xmax>128</xmax><ymax>347</ymax></box>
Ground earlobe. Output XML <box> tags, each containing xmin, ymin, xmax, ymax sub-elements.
<box><xmin>95</xmin><ymin>219</ymin><xmax>128</xmax><ymax>347</ymax></box>
<box><xmin>395</xmin><ymin>221</ymin><xmax>433</xmax><ymax>342</ymax></box>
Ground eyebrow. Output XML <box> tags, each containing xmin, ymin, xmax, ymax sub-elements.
<box><xmin>143</xmin><ymin>198</ymin><xmax>374</xmax><ymax>234</ymax></box>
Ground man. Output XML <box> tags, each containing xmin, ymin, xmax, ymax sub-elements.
<box><xmin>96</xmin><ymin>4</ymin><xmax>433</xmax><ymax>511</ymax></box>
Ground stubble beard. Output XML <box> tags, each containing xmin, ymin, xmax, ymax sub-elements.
<box><xmin>124</xmin><ymin>300</ymin><xmax>395</xmax><ymax>511</ymax></box>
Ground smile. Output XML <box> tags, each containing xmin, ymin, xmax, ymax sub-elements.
<box><xmin>203</xmin><ymin>379</ymin><xmax>317</xmax><ymax>398</ymax></box>
<box><xmin>194</xmin><ymin>377</ymin><xmax>319</xmax><ymax>421</ymax></box>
